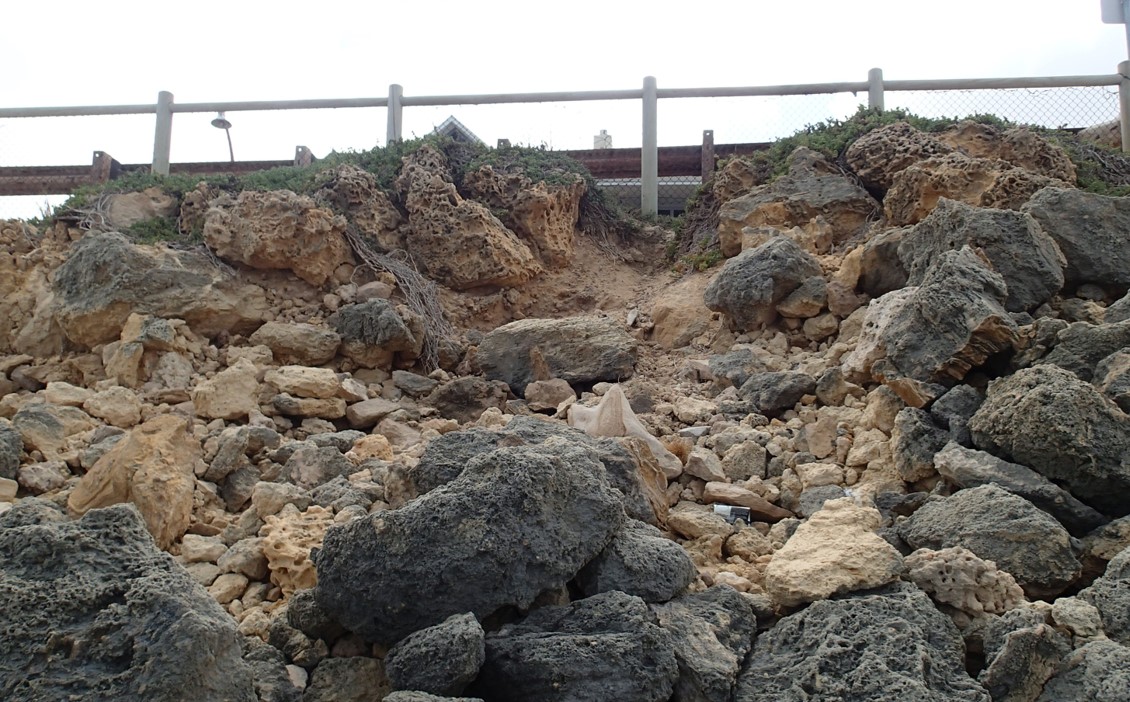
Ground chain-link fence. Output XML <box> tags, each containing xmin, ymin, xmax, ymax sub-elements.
<box><xmin>0</xmin><ymin>77</ymin><xmax>1123</xmax><ymax>221</ymax></box>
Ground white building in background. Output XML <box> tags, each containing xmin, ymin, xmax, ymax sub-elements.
<box><xmin>594</xmin><ymin>129</ymin><xmax>612</xmax><ymax>149</ymax></box>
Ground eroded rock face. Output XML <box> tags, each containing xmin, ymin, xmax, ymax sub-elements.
<box><xmin>396</xmin><ymin>146</ymin><xmax>541</xmax><ymax>290</ymax></box>
<box><xmin>0</xmin><ymin>502</ymin><xmax>256</xmax><ymax>701</ymax></box>
<box><xmin>48</xmin><ymin>232</ymin><xmax>266</xmax><ymax>348</ymax></box>
<box><xmin>885</xmin><ymin>152</ymin><xmax>1066</xmax><ymax>226</ymax></box>
<box><xmin>248</xmin><ymin>322</ymin><xmax>340</xmax><ymax>366</ymax></box>
<box><xmin>898</xmin><ymin>198</ymin><xmax>1065</xmax><ymax>312</ymax></box>
<box><xmin>938</xmin><ymin>122</ymin><xmax>1076</xmax><ymax>184</ymax></box>
<box><xmin>313</xmin><ymin>438</ymin><xmax>624</xmax><ymax>645</ymax></box>
<box><xmin>1023</xmin><ymin>187</ymin><xmax>1130</xmax><ymax>287</ymax></box>
<box><xmin>331</xmin><ymin>299</ymin><xmax>424</xmax><ymax>370</ymax></box>
<box><xmin>575</xmin><ymin>518</ymin><xmax>697</xmax><ymax>602</ymax></box>
<box><xmin>717</xmin><ymin>148</ymin><xmax>878</xmax><ymax>257</ymax></box>
<box><xmin>736</xmin><ymin>582</ymin><xmax>989</xmax><ymax>701</ymax></box>
<box><xmin>67</xmin><ymin>415</ymin><xmax>200</xmax><ymax>550</ymax></box>
<box><xmin>473</xmin><ymin>591</ymin><xmax>679</xmax><ymax>702</ymax></box>
<box><xmin>316</xmin><ymin>164</ymin><xmax>405</xmax><ymax>253</ymax></box>
<box><xmin>204</xmin><ymin>190</ymin><xmax>353</xmax><ymax>286</ymax></box>
<box><xmin>846</xmin><ymin>122</ymin><xmax>954</xmax><ymax>192</ymax></box>
<box><xmin>969</xmin><ymin>364</ymin><xmax>1130</xmax><ymax>517</ymax></box>
<box><xmin>477</xmin><ymin>316</ymin><xmax>636</xmax><ymax>394</ymax></box>
<box><xmin>385</xmin><ymin>613</ymin><xmax>485</xmax><ymax>697</ymax></box>
<box><xmin>1079</xmin><ymin>541</ymin><xmax>1130</xmax><ymax>645</ymax></box>
<box><xmin>1036</xmin><ymin>639</ymin><xmax>1130</xmax><ymax>701</ymax></box>
<box><xmin>462</xmin><ymin>164</ymin><xmax>585</xmax><ymax>268</ymax></box>
<box><xmin>704</xmin><ymin>236</ymin><xmax>823</xmax><ymax>332</ymax></box>
<box><xmin>842</xmin><ymin>246</ymin><xmax>1017</xmax><ymax>403</ymax></box>
<box><xmin>905</xmin><ymin>547</ymin><xmax>1026</xmax><ymax>616</ymax></box>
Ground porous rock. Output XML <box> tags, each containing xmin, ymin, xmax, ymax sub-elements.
<box><xmin>385</xmin><ymin>613</ymin><xmax>485</xmax><ymax>697</ymax></box>
<box><xmin>247</xmin><ymin>322</ymin><xmax>340</xmax><ymax>366</ymax></box>
<box><xmin>0</xmin><ymin>503</ymin><xmax>255</xmax><ymax>701</ymax></box>
<box><xmin>735</xmin><ymin>582</ymin><xmax>989</xmax><ymax>701</ymax></box>
<box><xmin>260</xmin><ymin>504</ymin><xmax>334</xmax><ymax>595</ymax></box>
<box><xmin>736</xmin><ymin>371</ymin><xmax>815</xmax><ymax>416</ymax></box>
<box><xmin>472</xmin><ymin>591</ymin><xmax>678</xmax><ymax>702</ymax></box>
<box><xmin>1078</xmin><ymin>546</ymin><xmax>1130</xmax><ymax>646</ymax></box>
<box><xmin>1035</xmin><ymin>639</ymin><xmax>1130</xmax><ymax>701</ymax></box>
<box><xmin>845</xmin><ymin>121</ymin><xmax>953</xmax><ymax>192</ymax></box>
<box><xmin>904</xmin><ymin>547</ymin><xmax>1026</xmax><ymax>616</ymax></box>
<box><xmin>704</xmin><ymin>235</ymin><xmax>823</xmax><ymax>331</ymax></box>
<box><xmin>331</xmin><ymin>299</ymin><xmax>424</xmax><ymax>370</ymax></box>
<box><xmin>968</xmin><ymin>363</ymin><xmax>1130</xmax><ymax>517</ymax></box>
<box><xmin>898</xmin><ymin>484</ymin><xmax>1081</xmax><ymax>598</ymax></box>
<box><xmin>979</xmin><ymin>607</ymin><xmax>1072</xmax><ymax>702</ymax></box>
<box><xmin>575</xmin><ymin>518</ymin><xmax>697</xmax><ymax>602</ymax></box>
<box><xmin>1023</xmin><ymin>186</ymin><xmax>1130</xmax><ymax>287</ymax></box>
<box><xmin>478</xmin><ymin>316</ymin><xmax>636</xmax><ymax>394</ymax></box>
<box><xmin>313</xmin><ymin>438</ymin><xmax>624</xmax><ymax>644</ymax></box>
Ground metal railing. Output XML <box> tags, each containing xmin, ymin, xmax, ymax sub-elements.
<box><xmin>1</xmin><ymin>63</ymin><xmax>1127</xmax><ymax>217</ymax></box>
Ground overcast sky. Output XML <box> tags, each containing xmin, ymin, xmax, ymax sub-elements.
<box><xmin>1</xmin><ymin>0</ymin><xmax>1126</xmax><ymax>217</ymax></box>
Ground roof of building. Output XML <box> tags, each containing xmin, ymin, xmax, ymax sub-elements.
<box><xmin>431</xmin><ymin>116</ymin><xmax>483</xmax><ymax>145</ymax></box>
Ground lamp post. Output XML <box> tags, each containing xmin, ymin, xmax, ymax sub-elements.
<box><xmin>211</xmin><ymin>111</ymin><xmax>234</xmax><ymax>163</ymax></box>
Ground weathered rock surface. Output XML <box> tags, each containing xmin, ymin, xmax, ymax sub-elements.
<box><xmin>0</xmin><ymin>502</ymin><xmax>255</xmax><ymax>701</ymax></box>
<box><xmin>331</xmin><ymin>299</ymin><xmax>424</xmax><ymax>369</ymax></box>
<box><xmin>704</xmin><ymin>236</ymin><xmax>823</xmax><ymax>332</ymax></box>
<box><xmin>846</xmin><ymin>121</ymin><xmax>953</xmax><ymax>192</ymax></box>
<box><xmin>979</xmin><ymin>607</ymin><xmax>1072</xmax><ymax>702</ymax></box>
<box><xmin>905</xmin><ymin>547</ymin><xmax>1025</xmax><ymax>616</ymax></box>
<box><xmin>396</xmin><ymin>146</ymin><xmax>541</xmax><ymax>289</ymax></box>
<box><xmin>765</xmin><ymin>497</ymin><xmax>904</xmax><ymax>606</ymax></box>
<box><xmin>938</xmin><ymin>123</ymin><xmax>1076</xmax><ymax>184</ymax></box>
<box><xmin>477</xmin><ymin>316</ymin><xmax>636</xmax><ymax>394</ymax></box>
<box><xmin>1036</xmin><ymin>639</ymin><xmax>1130</xmax><ymax>701</ymax></box>
<box><xmin>314</xmin><ymin>439</ymin><xmax>623</xmax><ymax>644</ymax></box>
<box><xmin>1041</xmin><ymin>320</ymin><xmax>1130</xmax><ymax>382</ymax></box>
<box><xmin>735</xmin><ymin>582</ymin><xmax>989</xmax><ymax>701</ymax></box>
<box><xmin>67</xmin><ymin>415</ymin><xmax>199</xmax><ymax>550</ymax></box>
<box><xmin>425</xmin><ymin>376</ymin><xmax>509</xmax><ymax>424</ymax></box>
<box><xmin>1023</xmin><ymin>186</ymin><xmax>1130</xmax><ymax>287</ymax></box>
<box><xmin>47</xmin><ymin>232</ymin><xmax>266</xmax><ymax>348</ymax></box>
<box><xmin>0</xmin><ymin>420</ymin><xmax>22</xmax><ymax>480</ymax></box>
<box><xmin>204</xmin><ymin>190</ymin><xmax>353</xmax><ymax>286</ymax></box>
<box><xmin>891</xmin><ymin>407</ymin><xmax>948</xmax><ymax>482</ymax></box>
<box><xmin>302</xmin><ymin>657</ymin><xmax>389</xmax><ymax>702</ymax></box>
<box><xmin>192</xmin><ymin>358</ymin><xmax>260</xmax><ymax>420</ymax></box>
<box><xmin>1079</xmin><ymin>546</ymin><xmax>1130</xmax><ymax>646</ymax></box>
<box><xmin>316</xmin><ymin>164</ymin><xmax>405</xmax><ymax>252</ymax></box>
<box><xmin>843</xmin><ymin>246</ymin><xmax>1017</xmax><ymax>402</ymax></box>
<box><xmin>385</xmin><ymin>613</ymin><xmax>485</xmax><ymax>697</ymax></box>
<box><xmin>898</xmin><ymin>198</ymin><xmax>1065</xmax><ymax>312</ymax></box>
<box><xmin>575</xmin><ymin>518</ymin><xmax>697</xmax><ymax>602</ymax></box>
<box><xmin>969</xmin><ymin>363</ymin><xmax>1130</xmax><ymax>517</ymax></box>
<box><xmin>248</xmin><ymin>321</ymin><xmax>340</xmax><ymax>365</ymax></box>
<box><xmin>650</xmin><ymin>274</ymin><xmax>715</xmax><ymax>349</ymax></box>
<box><xmin>736</xmin><ymin>371</ymin><xmax>816</xmax><ymax>417</ymax></box>
<box><xmin>472</xmin><ymin>591</ymin><xmax>678</xmax><ymax>702</ymax></box>
<box><xmin>934</xmin><ymin>442</ymin><xmax>1108</xmax><ymax>536</ymax></box>
<box><xmin>717</xmin><ymin>148</ymin><xmax>878</xmax><ymax>257</ymax></box>
<box><xmin>651</xmin><ymin>585</ymin><xmax>757</xmax><ymax>702</ymax></box>
<box><xmin>899</xmin><ymin>484</ymin><xmax>1081</xmax><ymax>598</ymax></box>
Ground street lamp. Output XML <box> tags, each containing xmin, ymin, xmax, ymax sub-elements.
<box><xmin>211</xmin><ymin>111</ymin><xmax>234</xmax><ymax>163</ymax></box>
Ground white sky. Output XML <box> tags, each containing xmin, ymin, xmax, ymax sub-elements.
<box><xmin>1</xmin><ymin>0</ymin><xmax>1127</xmax><ymax>217</ymax></box>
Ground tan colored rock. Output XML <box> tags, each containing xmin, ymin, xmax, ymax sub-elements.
<box><xmin>264</xmin><ymin>366</ymin><xmax>340</xmax><ymax>400</ymax></box>
<box><xmin>247</xmin><ymin>322</ymin><xmax>340</xmax><ymax>366</ymax></box>
<box><xmin>105</xmin><ymin>186</ymin><xmax>177</xmax><ymax>229</ymax></box>
<box><xmin>272</xmin><ymin>394</ymin><xmax>346</xmax><ymax>419</ymax></box>
<box><xmin>685</xmin><ymin>448</ymin><xmax>727</xmax><ymax>483</ymax></box>
<box><xmin>18</xmin><ymin>460</ymin><xmax>70</xmax><ymax>494</ymax></box>
<box><xmin>702</xmin><ymin>482</ymin><xmax>793</xmax><ymax>522</ymax></box>
<box><xmin>260</xmin><ymin>504</ymin><xmax>335</xmax><ymax>595</ymax></box>
<box><xmin>674</xmin><ymin>397</ymin><xmax>717</xmax><ymax>425</ymax></box>
<box><xmin>905</xmin><ymin>547</ymin><xmax>1026</xmax><ymax>616</ymax></box>
<box><xmin>650</xmin><ymin>274</ymin><xmax>716</xmax><ymax>349</ymax></box>
<box><xmin>376</xmin><ymin>417</ymin><xmax>422</xmax><ymax>450</ymax></box>
<box><xmin>884</xmin><ymin>152</ymin><xmax>1066</xmax><ymax>226</ymax></box>
<box><xmin>667</xmin><ymin>505</ymin><xmax>735</xmax><ymax>540</ymax></box>
<box><xmin>764</xmin><ymin>497</ymin><xmax>904</xmax><ymax>607</ymax></box>
<box><xmin>523</xmin><ymin>378</ymin><xmax>576</xmax><ymax>412</ymax></box>
<box><xmin>463</xmin><ymin>164</ymin><xmax>585</xmax><ymax>268</ymax></box>
<box><xmin>347</xmin><ymin>434</ymin><xmax>394</xmax><ymax>463</ymax></box>
<box><xmin>794</xmin><ymin>462</ymin><xmax>844</xmax><ymax>489</ymax></box>
<box><xmin>345</xmin><ymin>398</ymin><xmax>399</xmax><ymax>429</ymax></box>
<box><xmin>317</xmin><ymin>165</ymin><xmax>405</xmax><ymax>252</ymax></box>
<box><xmin>845</xmin><ymin>121</ymin><xmax>953</xmax><ymax>191</ymax></box>
<box><xmin>0</xmin><ymin>476</ymin><xmax>18</xmax><ymax>502</ymax></box>
<box><xmin>209</xmin><ymin>572</ymin><xmax>249</xmax><ymax>605</ymax></box>
<box><xmin>67</xmin><ymin>414</ymin><xmax>200</xmax><ymax>550</ymax></box>
<box><xmin>204</xmin><ymin>190</ymin><xmax>354</xmax><ymax>286</ymax></box>
<box><xmin>83</xmin><ymin>386</ymin><xmax>142</xmax><ymax>428</ymax></box>
<box><xmin>617</xmin><ymin>435</ymin><xmax>670</xmax><ymax>526</ymax></box>
<box><xmin>725</xmin><ymin>528</ymin><xmax>775</xmax><ymax>560</ymax></box>
<box><xmin>12</xmin><ymin>403</ymin><xmax>95</xmax><ymax>461</ymax></box>
<box><xmin>396</xmin><ymin>146</ymin><xmax>541</xmax><ymax>289</ymax></box>
<box><xmin>180</xmin><ymin>534</ymin><xmax>228</xmax><ymax>564</ymax></box>
<box><xmin>1079</xmin><ymin>119</ymin><xmax>1121</xmax><ymax>150</ymax></box>
<box><xmin>192</xmin><ymin>358</ymin><xmax>260</xmax><ymax>420</ymax></box>
<box><xmin>939</xmin><ymin>122</ymin><xmax>1076</xmax><ymax>184</ymax></box>
<box><xmin>44</xmin><ymin>381</ymin><xmax>93</xmax><ymax>407</ymax></box>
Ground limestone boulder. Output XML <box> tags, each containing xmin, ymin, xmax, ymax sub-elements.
<box><xmin>385</xmin><ymin>613</ymin><xmax>485</xmax><ymax>698</ymax></box>
<box><xmin>736</xmin><ymin>582</ymin><xmax>989</xmax><ymax>701</ymax></box>
<box><xmin>67</xmin><ymin>415</ymin><xmax>199</xmax><ymax>550</ymax></box>
<box><xmin>11</xmin><ymin>403</ymin><xmax>94</xmax><ymax>462</ymax></box>
<box><xmin>260</xmin><ymin>504</ymin><xmax>334</xmax><ymax>596</ymax></box>
<box><xmin>473</xmin><ymin>591</ymin><xmax>678</xmax><ymax>702</ymax></box>
<box><xmin>885</xmin><ymin>152</ymin><xmax>1067</xmax><ymax>226</ymax></box>
<box><xmin>396</xmin><ymin>146</ymin><xmax>541</xmax><ymax>289</ymax></box>
<box><xmin>248</xmin><ymin>322</ymin><xmax>340</xmax><ymax>366</ymax></box>
<box><xmin>264</xmin><ymin>366</ymin><xmax>340</xmax><ymax>399</ymax></box>
<box><xmin>83</xmin><ymin>386</ymin><xmax>143</xmax><ymax>428</ymax></box>
<box><xmin>842</xmin><ymin>247</ymin><xmax>1017</xmax><ymax>403</ymax></box>
<box><xmin>192</xmin><ymin>358</ymin><xmax>260</xmax><ymax>421</ymax></box>
<box><xmin>764</xmin><ymin>498</ymin><xmax>904</xmax><ymax>607</ymax></box>
<box><xmin>313</xmin><ymin>439</ymin><xmax>624</xmax><ymax>645</ymax></box>
<box><xmin>478</xmin><ymin>316</ymin><xmax>636</xmax><ymax>394</ymax></box>
<box><xmin>938</xmin><ymin>122</ymin><xmax>1077</xmax><ymax>184</ymax></box>
<box><xmin>717</xmin><ymin>147</ymin><xmax>878</xmax><ymax>257</ymax></box>
<box><xmin>704</xmin><ymin>235</ymin><xmax>823</xmax><ymax>332</ymax></box>
<box><xmin>315</xmin><ymin>164</ymin><xmax>405</xmax><ymax>252</ymax></box>
<box><xmin>845</xmin><ymin>121</ymin><xmax>953</xmax><ymax>192</ymax></box>
<box><xmin>575</xmin><ymin>518</ymin><xmax>697</xmax><ymax>603</ymax></box>
<box><xmin>203</xmin><ymin>189</ymin><xmax>353</xmax><ymax>286</ymax></box>
<box><xmin>0</xmin><ymin>503</ymin><xmax>255</xmax><ymax>701</ymax></box>
<box><xmin>905</xmin><ymin>547</ymin><xmax>1026</xmax><ymax>617</ymax></box>
<box><xmin>48</xmin><ymin>232</ymin><xmax>267</xmax><ymax>348</ymax></box>
<box><xmin>462</xmin><ymin>164</ymin><xmax>585</xmax><ymax>268</ymax></box>
<box><xmin>1023</xmin><ymin>186</ymin><xmax>1130</xmax><ymax>287</ymax></box>
<box><xmin>1079</xmin><ymin>547</ymin><xmax>1130</xmax><ymax>646</ymax></box>
<box><xmin>898</xmin><ymin>198</ymin><xmax>1065</xmax><ymax>312</ymax></box>
<box><xmin>331</xmin><ymin>299</ymin><xmax>424</xmax><ymax>370</ymax></box>
<box><xmin>104</xmin><ymin>186</ymin><xmax>178</xmax><ymax>229</ymax></box>
<box><xmin>1078</xmin><ymin>119</ymin><xmax>1122</xmax><ymax>149</ymax></box>
<box><xmin>969</xmin><ymin>364</ymin><xmax>1130</xmax><ymax>517</ymax></box>
<box><xmin>650</xmin><ymin>274</ymin><xmax>716</xmax><ymax>349</ymax></box>
<box><xmin>899</xmin><ymin>484</ymin><xmax>1081</xmax><ymax>598</ymax></box>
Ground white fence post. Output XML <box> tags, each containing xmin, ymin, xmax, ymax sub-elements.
<box><xmin>641</xmin><ymin>76</ymin><xmax>658</xmax><ymax>216</ymax></box>
<box><xmin>387</xmin><ymin>84</ymin><xmax>403</xmax><ymax>144</ymax></box>
<box><xmin>868</xmin><ymin>68</ymin><xmax>884</xmax><ymax>110</ymax></box>
<box><xmin>1120</xmin><ymin>62</ymin><xmax>1130</xmax><ymax>155</ymax></box>
<box><xmin>152</xmin><ymin>91</ymin><xmax>173</xmax><ymax>175</ymax></box>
